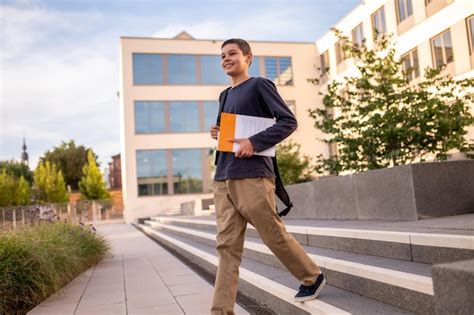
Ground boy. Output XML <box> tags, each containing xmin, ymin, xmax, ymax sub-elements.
<box><xmin>210</xmin><ymin>38</ymin><xmax>325</xmax><ymax>315</ymax></box>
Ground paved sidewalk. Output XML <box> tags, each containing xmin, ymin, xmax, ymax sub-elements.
<box><xmin>28</xmin><ymin>223</ymin><xmax>248</xmax><ymax>315</ymax></box>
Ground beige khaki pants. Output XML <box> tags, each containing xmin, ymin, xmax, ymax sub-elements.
<box><xmin>211</xmin><ymin>177</ymin><xmax>321</xmax><ymax>315</ymax></box>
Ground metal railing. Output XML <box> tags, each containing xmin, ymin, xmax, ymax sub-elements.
<box><xmin>0</xmin><ymin>200</ymin><xmax>123</xmax><ymax>231</ymax></box>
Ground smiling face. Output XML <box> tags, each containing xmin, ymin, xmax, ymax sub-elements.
<box><xmin>220</xmin><ymin>43</ymin><xmax>253</xmax><ymax>77</ymax></box>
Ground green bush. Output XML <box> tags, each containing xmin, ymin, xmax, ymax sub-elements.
<box><xmin>0</xmin><ymin>222</ymin><xmax>110</xmax><ymax>314</ymax></box>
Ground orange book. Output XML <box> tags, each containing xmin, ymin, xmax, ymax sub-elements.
<box><xmin>217</xmin><ymin>112</ymin><xmax>276</xmax><ymax>157</ymax></box>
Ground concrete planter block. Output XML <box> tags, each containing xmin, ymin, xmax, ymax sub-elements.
<box><xmin>432</xmin><ymin>259</ymin><xmax>474</xmax><ymax>315</ymax></box>
<box><xmin>281</xmin><ymin>160</ymin><xmax>474</xmax><ymax>221</ymax></box>
<box><xmin>354</xmin><ymin>164</ymin><xmax>418</xmax><ymax>220</ymax></box>
<box><xmin>279</xmin><ymin>175</ymin><xmax>357</xmax><ymax>219</ymax></box>
<box><xmin>354</xmin><ymin>160</ymin><xmax>474</xmax><ymax>220</ymax></box>
<box><xmin>411</xmin><ymin>160</ymin><xmax>474</xmax><ymax>218</ymax></box>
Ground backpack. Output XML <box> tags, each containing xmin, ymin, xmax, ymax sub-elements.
<box><xmin>214</xmin><ymin>87</ymin><xmax>294</xmax><ymax>217</ymax></box>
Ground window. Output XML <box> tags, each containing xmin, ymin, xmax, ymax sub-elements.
<box><xmin>136</xmin><ymin>149</ymin><xmax>209</xmax><ymax>196</ymax></box>
<box><xmin>431</xmin><ymin>30</ymin><xmax>454</xmax><ymax>68</ymax></box>
<box><xmin>402</xmin><ymin>49</ymin><xmax>420</xmax><ymax>81</ymax></box>
<box><xmin>168</xmin><ymin>55</ymin><xmax>197</xmax><ymax>84</ymax></box>
<box><xmin>263</xmin><ymin>56</ymin><xmax>293</xmax><ymax>85</ymax></box>
<box><xmin>169</xmin><ymin>101</ymin><xmax>199</xmax><ymax>132</ymax></box>
<box><xmin>136</xmin><ymin>150</ymin><xmax>168</xmax><ymax>196</ymax></box>
<box><xmin>134</xmin><ymin>101</ymin><xmax>165</xmax><ymax>134</ymax></box>
<box><xmin>396</xmin><ymin>0</ymin><xmax>413</xmax><ymax>23</ymax></box>
<box><xmin>425</xmin><ymin>0</ymin><xmax>452</xmax><ymax>17</ymax></box>
<box><xmin>201</xmin><ymin>55</ymin><xmax>228</xmax><ymax>85</ymax></box>
<box><xmin>467</xmin><ymin>16</ymin><xmax>474</xmax><ymax>55</ymax></box>
<box><xmin>133</xmin><ymin>54</ymin><xmax>163</xmax><ymax>85</ymax></box>
<box><xmin>335</xmin><ymin>40</ymin><xmax>349</xmax><ymax>65</ymax></box>
<box><xmin>172</xmin><ymin>149</ymin><xmax>203</xmax><ymax>194</ymax></box>
<box><xmin>249</xmin><ymin>56</ymin><xmax>261</xmax><ymax>77</ymax></box>
<box><xmin>320</xmin><ymin>50</ymin><xmax>330</xmax><ymax>76</ymax></box>
<box><xmin>204</xmin><ymin>101</ymin><xmax>219</xmax><ymax>132</ymax></box>
<box><xmin>372</xmin><ymin>7</ymin><xmax>387</xmax><ymax>37</ymax></box>
<box><xmin>352</xmin><ymin>24</ymin><xmax>365</xmax><ymax>46</ymax></box>
<box><xmin>132</xmin><ymin>53</ymin><xmax>291</xmax><ymax>85</ymax></box>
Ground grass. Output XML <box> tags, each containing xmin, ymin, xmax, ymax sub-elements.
<box><xmin>0</xmin><ymin>222</ymin><xmax>110</xmax><ymax>315</ymax></box>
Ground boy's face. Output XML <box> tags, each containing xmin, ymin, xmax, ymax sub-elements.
<box><xmin>221</xmin><ymin>43</ymin><xmax>252</xmax><ymax>76</ymax></box>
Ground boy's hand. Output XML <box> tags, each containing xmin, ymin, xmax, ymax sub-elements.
<box><xmin>232</xmin><ymin>138</ymin><xmax>255</xmax><ymax>158</ymax></box>
<box><xmin>210</xmin><ymin>125</ymin><xmax>219</xmax><ymax>140</ymax></box>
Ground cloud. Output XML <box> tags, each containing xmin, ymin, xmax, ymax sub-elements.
<box><xmin>152</xmin><ymin>7</ymin><xmax>310</xmax><ymax>42</ymax></box>
<box><xmin>0</xmin><ymin>2</ymin><xmax>119</xmax><ymax>169</ymax></box>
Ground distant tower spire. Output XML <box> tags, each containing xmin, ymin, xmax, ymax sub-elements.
<box><xmin>21</xmin><ymin>137</ymin><xmax>29</xmax><ymax>166</ymax></box>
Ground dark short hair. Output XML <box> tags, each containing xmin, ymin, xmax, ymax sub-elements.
<box><xmin>221</xmin><ymin>38</ymin><xmax>252</xmax><ymax>55</ymax></box>
<box><xmin>221</xmin><ymin>38</ymin><xmax>253</xmax><ymax>67</ymax></box>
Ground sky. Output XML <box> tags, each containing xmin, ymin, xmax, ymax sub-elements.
<box><xmin>0</xmin><ymin>0</ymin><xmax>360</xmax><ymax>170</ymax></box>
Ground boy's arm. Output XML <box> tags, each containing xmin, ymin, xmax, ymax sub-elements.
<box><xmin>248</xmin><ymin>78</ymin><xmax>298</xmax><ymax>153</ymax></box>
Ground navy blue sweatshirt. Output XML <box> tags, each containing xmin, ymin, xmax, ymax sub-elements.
<box><xmin>214</xmin><ymin>76</ymin><xmax>298</xmax><ymax>181</ymax></box>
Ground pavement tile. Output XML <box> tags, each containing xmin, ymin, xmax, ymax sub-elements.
<box><xmin>78</xmin><ymin>290</ymin><xmax>125</xmax><ymax>308</ymax></box>
<box><xmin>126</xmin><ymin>288</ymin><xmax>176</xmax><ymax>310</ymax></box>
<box><xmin>75</xmin><ymin>303</ymin><xmax>126</xmax><ymax>315</ymax></box>
<box><xmin>27</xmin><ymin>302</ymin><xmax>77</xmax><ymax>315</ymax></box>
<box><xmin>27</xmin><ymin>224</ymin><xmax>235</xmax><ymax>315</ymax></box>
<box><xmin>161</xmin><ymin>273</ymin><xmax>203</xmax><ymax>286</ymax></box>
<box><xmin>128</xmin><ymin>303</ymin><xmax>184</xmax><ymax>315</ymax></box>
<box><xmin>168</xmin><ymin>281</ymin><xmax>214</xmax><ymax>296</ymax></box>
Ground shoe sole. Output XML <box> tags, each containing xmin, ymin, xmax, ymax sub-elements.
<box><xmin>294</xmin><ymin>278</ymin><xmax>326</xmax><ymax>303</ymax></box>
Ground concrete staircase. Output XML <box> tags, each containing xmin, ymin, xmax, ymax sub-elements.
<box><xmin>136</xmin><ymin>214</ymin><xmax>474</xmax><ymax>314</ymax></box>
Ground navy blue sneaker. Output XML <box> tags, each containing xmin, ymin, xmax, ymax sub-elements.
<box><xmin>294</xmin><ymin>274</ymin><xmax>326</xmax><ymax>302</ymax></box>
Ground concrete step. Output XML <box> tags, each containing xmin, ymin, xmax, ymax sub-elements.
<box><xmin>144</xmin><ymin>220</ymin><xmax>434</xmax><ymax>314</ymax></box>
<box><xmin>136</xmin><ymin>223</ymin><xmax>414</xmax><ymax>315</ymax></box>
<box><xmin>149</xmin><ymin>216</ymin><xmax>474</xmax><ymax>264</ymax></box>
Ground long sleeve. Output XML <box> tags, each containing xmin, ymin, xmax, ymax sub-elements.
<box><xmin>248</xmin><ymin>78</ymin><xmax>298</xmax><ymax>152</ymax></box>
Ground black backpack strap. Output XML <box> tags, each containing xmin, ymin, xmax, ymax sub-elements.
<box><xmin>214</xmin><ymin>87</ymin><xmax>231</xmax><ymax>166</ymax></box>
<box><xmin>272</xmin><ymin>156</ymin><xmax>293</xmax><ymax>217</ymax></box>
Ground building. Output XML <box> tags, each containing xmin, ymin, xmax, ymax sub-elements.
<box><xmin>119</xmin><ymin>32</ymin><xmax>324</xmax><ymax>222</ymax></box>
<box><xmin>120</xmin><ymin>1</ymin><xmax>473</xmax><ymax>222</ymax></box>
<box><xmin>108</xmin><ymin>154</ymin><xmax>122</xmax><ymax>189</ymax></box>
<box><xmin>315</xmin><ymin>0</ymin><xmax>474</xmax><ymax>144</ymax></box>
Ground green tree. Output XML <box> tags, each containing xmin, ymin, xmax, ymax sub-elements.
<box><xmin>0</xmin><ymin>171</ymin><xmax>31</xmax><ymax>207</ymax></box>
<box><xmin>79</xmin><ymin>151</ymin><xmax>110</xmax><ymax>200</ymax></box>
<box><xmin>276</xmin><ymin>140</ymin><xmax>314</xmax><ymax>185</ymax></box>
<box><xmin>33</xmin><ymin>161</ymin><xmax>69</xmax><ymax>204</ymax></box>
<box><xmin>309</xmin><ymin>29</ymin><xmax>474</xmax><ymax>175</ymax></box>
<box><xmin>0</xmin><ymin>160</ymin><xmax>33</xmax><ymax>184</ymax></box>
<box><xmin>15</xmin><ymin>177</ymin><xmax>31</xmax><ymax>205</ymax></box>
<box><xmin>0</xmin><ymin>170</ymin><xmax>16</xmax><ymax>207</ymax></box>
<box><xmin>40</xmin><ymin>140</ymin><xmax>98</xmax><ymax>190</ymax></box>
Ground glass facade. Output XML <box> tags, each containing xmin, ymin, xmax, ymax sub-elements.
<box><xmin>172</xmin><ymin>149</ymin><xmax>203</xmax><ymax>194</ymax></box>
<box><xmin>263</xmin><ymin>56</ymin><xmax>293</xmax><ymax>85</ymax></box>
<box><xmin>397</xmin><ymin>0</ymin><xmax>413</xmax><ymax>23</ymax></box>
<box><xmin>468</xmin><ymin>16</ymin><xmax>474</xmax><ymax>55</ymax></box>
<box><xmin>372</xmin><ymin>7</ymin><xmax>387</xmax><ymax>36</ymax></box>
<box><xmin>136</xmin><ymin>149</ymin><xmax>209</xmax><ymax>196</ymax></box>
<box><xmin>168</xmin><ymin>54</ymin><xmax>197</xmax><ymax>84</ymax></box>
<box><xmin>133</xmin><ymin>54</ymin><xmax>163</xmax><ymax>85</ymax></box>
<box><xmin>201</xmin><ymin>55</ymin><xmax>229</xmax><ymax>85</ymax></box>
<box><xmin>402</xmin><ymin>49</ymin><xmax>420</xmax><ymax>81</ymax></box>
<box><xmin>320</xmin><ymin>50</ymin><xmax>330</xmax><ymax>76</ymax></box>
<box><xmin>336</xmin><ymin>40</ymin><xmax>348</xmax><ymax>65</ymax></box>
<box><xmin>134</xmin><ymin>101</ymin><xmax>165</xmax><ymax>134</ymax></box>
<box><xmin>249</xmin><ymin>56</ymin><xmax>261</xmax><ymax>77</ymax></box>
<box><xmin>204</xmin><ymin>101</ymin><xmax>219</xmax><ymax>131</ymax></box>
<box><xmin>136</xmin><ymin>150</ymin><xmax>168</xmax><ymax>196</ymax></box>
<box><xmin>132</xmin><ymin>53</ymin><xmax>292</xmax><ymax>86</ymax></box>
<box><xmin>278</xmin><ymin>57</ymin><xmax>293</xmax><ymax>85</ymax></box>
<box><xmin>352</xmin><ymin>24</ymin><xmax>365</xmax><ymax>46</ymax></box>
<box><xmin>431</xmin><ymin>30</ymin><xmax>454</xmax><ymax>68</ymax></box>
<box><xmin>169</xmin><ymin>101</ymin><xmax>200</xmax><ymax>132</ymax></box>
